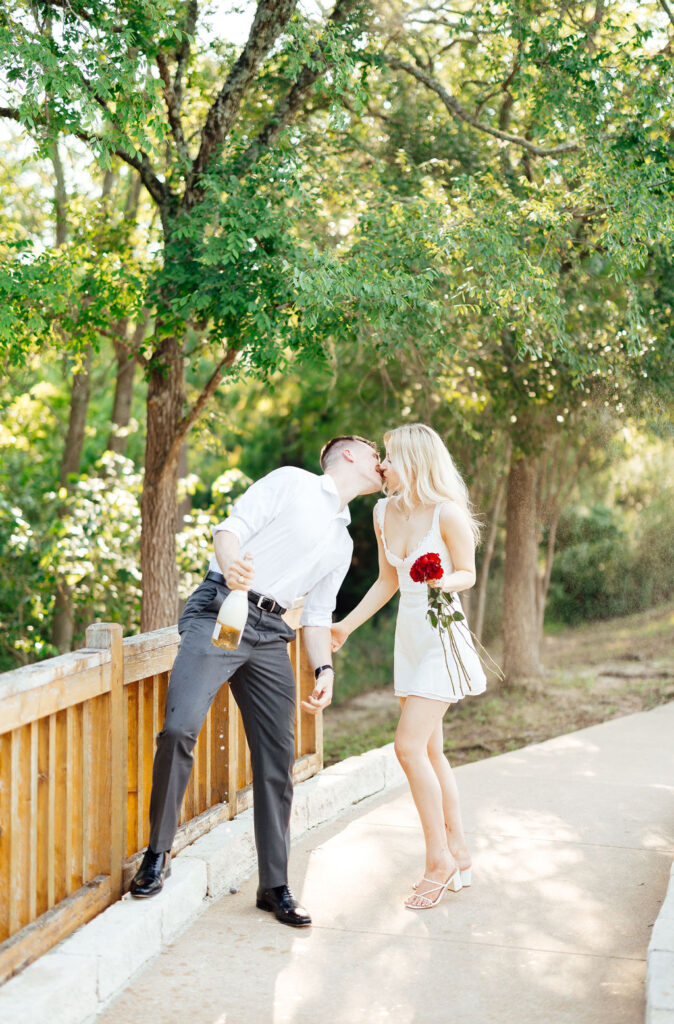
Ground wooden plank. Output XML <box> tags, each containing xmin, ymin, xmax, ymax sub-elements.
<box><xmin>299</xmin><ymin>634</ymin><xmax>321</xmax><ymax>761</ymax></box>
<box><xmin>29</xmin><ymin>721</ymin><xmax>38</xmax><ymax>921</ymax></box>
<box><xmin>238</xmin><ymin>713</ymin><xmax>250</xmax><ymax>791</ymax></box>
<box><xmin>87</xmin><ymin>623</ymin><xmax>125</xmax><ymax>897</ymax></box>
<box><xmin>0</xmin><ymin>875</ymin><xmax>112</xmax><ymax>986</ymax></box>
<box><xmin>36</xmin><ymin>717</ymin><xmax>50</xmax><ymax>918</ymax></box>
<box><xmin>0</xmin><ymin>731</ymin><xmax>10</xmax><ymax>941</ymax></box>
<box><xmin>47</xmin><ymin>715</ymin><xmax>55</xmax><ymax>909</ymax></box>
<box><xmin>209</xmin><ymin>689</ymin><xmax>228</xmax><ymax>806</ymax></box>
<box><xmin>204</xmin><ymin>711</ymin><xmax>212</xmax><ymax>810</ymax></box>
<box><xmin>293</xmin><ymin>637</ymin><xmax>302</xmax><ymax>759</ymax></box>
<box><xmin>9</xmin><ymin>726</ymin><xmax>31</xmax><ymax>935</ymax></box>
<box><xmin>135</xmin><ymin>677</ymin><xmax>151</xmax><ymax>851</ymax></box>
<box><xmin>122</xmin><ymin>627</ymin><xmax>179</xmax><ymax>685</ymax></box>
<box><xmin>226</xmin><ymin>688</ymin><xmax>238</xmax><ymax>819</ymax></box>
<box><xmin>126</xmin><ymin>682</ymin><xmax>139</xmax><ymax>858</ymax></box>
<box><xmin>88</xmin><ymin>694</ymin><xmax>111</xmax><ymax>878</ymax></box>
<box><xmin>81</xmin><ymin>701</ymin><xmax>92</xmax><ymax>882</ymax></box>
<box><xmin>53</xmin><ymin>709</ymin><xmax>68</xmax><ymax>905</ymax></box>
<box><xmin>67</xmin><ymin>704</ymin><xmax>81</xmax><ymax>894</ymax></box>
<box><xmin>293</xmin><ymin>752</ymin><xmax>321</xmax><ymax>785</ymax></box>
<box><xmin>0</xmin><ymin>663</ymin><xmax>110</xmax><ymax>735</ymax></box>
<box><xmin>0</xmin><ymin>648</ymin><xmax>108</xmax><ymax>698</ymax></box>
<box><xmin>136</xmin><ymin>680</ymin><xmax>145</xmax><ymax>846</ymax></box>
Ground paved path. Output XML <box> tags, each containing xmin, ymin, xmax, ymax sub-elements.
<box><xmin>99</xmin><ymin>703</ymin><xmax>674</xmax><ymax>1024</ymax></box>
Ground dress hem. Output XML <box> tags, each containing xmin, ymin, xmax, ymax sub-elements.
<box><xmin>393</xmin><ymin>686</ymin><xmax>486</xmax><ymax>704</ymax></box>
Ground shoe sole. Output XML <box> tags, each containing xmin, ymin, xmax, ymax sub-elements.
<box><xmin>256</xmin><ymin>899</ymin><xmax>312</xmax><ymax>927</ymax></box>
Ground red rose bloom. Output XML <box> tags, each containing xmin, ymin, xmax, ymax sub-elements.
<box><xmin>410</xmin><ymin>552</ymin><xmax>444</xmax><ymax>584</ymax></box>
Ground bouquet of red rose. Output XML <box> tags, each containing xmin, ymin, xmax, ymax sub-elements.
<box><xmin>410</xmin><ymin>552</ymin><xmax>503</xmax><ymax>684</ymax></box>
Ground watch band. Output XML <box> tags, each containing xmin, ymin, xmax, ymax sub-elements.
<box><xmin>314</xmin><ymin>664</ymin><xmax>334</xmax><ymax>680</ymax></box>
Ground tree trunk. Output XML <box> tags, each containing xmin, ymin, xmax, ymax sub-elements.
<box><xmin>176</xmin><ymin>441</ymin><xmax>191</xmax><ymax>531</ymax></box>
<box><xmin>49</xmin><ymin>140</ymin><xmax>68</xmax><ymax>247</ymax></box>
<box><xmin>140</xmin><ymin>336</ymin><xmax>185</xmax><ymax>631</ymax></box>
<box><xmin>52</xmin><ymin>346</ymin><xmax>93</xmax><ymax>653</ymax></box>
<box><xmin>59</xmin><ymin>348</ymin><xmax>92</xmax><ymax>484</ymax></box>
<box><xmin>502</xmin><ymin>453</ymin><xmax>542</xmax><ymax>683</ymax></box>
<box><xmin>473</xmin><ymin>461</ymin><xmax>508</xmax><ymax>642</ymax></box>
<box><xmin>107</xmin><ymin>337</ymin><xmax>136</xmax><ymax>453</ymax></box>
<box><xmin>107</xmin><ymin>320</ymin><xmax>144</xmax><ymax>453</ymax></box>
<box><xmin>536</xmin><ymin>510</ymin><xmax>560</xmax><ymax>637</ymax></box>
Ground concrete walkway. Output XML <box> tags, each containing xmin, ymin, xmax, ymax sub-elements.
<box><xmin>98</xmin><ymin>703</ymin><xmax>674</xmax><ymax>1024</ymax></box>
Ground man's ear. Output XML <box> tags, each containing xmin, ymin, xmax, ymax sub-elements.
<box><xmin>342</xmin><ymin>448</ymin><xmax>354</xmax><ymax>463</ymax></box>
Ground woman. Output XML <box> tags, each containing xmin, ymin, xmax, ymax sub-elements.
<box><xmin>331</xmin><ymin>423</ymin><xmax>486</xmax><ymax>910</ymax></box>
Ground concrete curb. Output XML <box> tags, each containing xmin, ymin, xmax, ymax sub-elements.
<box><xmin>0</xmin><ymin>744</ymin><xmax>406</xmax><ymax>1024</ymax></box>
<box><xmin>648</xmin><ymin>861</ymin><xmax>674</xmax><ymax>1024</ymax></box>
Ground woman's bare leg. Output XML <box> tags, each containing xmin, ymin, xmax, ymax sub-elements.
<box><xmin>395</xmin><ymin>696</ymin><xmax>456</xmax><ymax>907</ymax></box>
<box><xmin>427</xmin><ymin>721</ymin><xmax>471</xmax><ymax>869</ymax></box>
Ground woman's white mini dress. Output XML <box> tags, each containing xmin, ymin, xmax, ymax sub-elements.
<box><xmin>375</xmin><ymin>497</ymin><xmax>487</xmax><ymax>704</ymax></box>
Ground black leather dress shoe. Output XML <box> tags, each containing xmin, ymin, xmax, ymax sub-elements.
<box><xmin>256</xmin><ymin>884</ymin><xmax>312</xmax><ymax>927</ymax></box>
<box><xmin>129</xmin><ymin>847</ymin><xmax>171</xmax><ymax>898</ymax></box>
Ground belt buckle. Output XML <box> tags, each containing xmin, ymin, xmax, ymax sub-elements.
<box><xmin>256</xmin><ymin>594</ymin><xmax>273</xmax><ymax>613</ymax></box>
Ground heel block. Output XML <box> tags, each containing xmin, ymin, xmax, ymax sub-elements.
<box><xmin>447</xmin><ymin>870</ymin><xmax>463</xmax><ymax>893</ymax></box>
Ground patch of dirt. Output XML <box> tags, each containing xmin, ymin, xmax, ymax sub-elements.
<box><xmin>323</xmin><ymin>603</ymin><xmax>674</xmax><ymax>766</ymax></box>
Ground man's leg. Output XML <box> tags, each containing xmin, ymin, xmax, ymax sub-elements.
<box><xmin>228</xmin><ymin>617</ymin><xmax>297</xmax><ymax>890</ymax></box>
<box><xmin>131</xmin><ymin>577</ymin><xmax>248</xmax><ymax>897</ymax></box>
<box><xmin>149</xmin><ymin>615</ymin><xmax>249</xmax><ymax>853</ymax></box>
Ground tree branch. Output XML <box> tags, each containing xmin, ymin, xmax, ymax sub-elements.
<box><xmin>174</xmin><ymin>0</ymin><xmax>198</xmax><ymax>108</ymax></box>
<box><xmin>384</xmin><ymin>56</ymin><xmax>581</xmax><ymax>158</ymax></box>
<box><xmin>238</xmin><ymin>0</ymin><xmax>362</xmax><ymax>170</ymax></box>
<box><xmin>170</xmin><ymin>346</ymin><xmax>240</xmax><ymax>459</ymax></box>
<box><xmin>184</xmin><ymin>0</ymin><xmax>298</xmax><ymax>205</ymax></box>
<box><xmin>0</xmin><ymin>105</ymin><xmax>168</xmax><ymax>206</ymax></box>
<box><xmin>157</xmin><ymin>51</ymin><xmax>189</xmax><ymax>161</ymax></box>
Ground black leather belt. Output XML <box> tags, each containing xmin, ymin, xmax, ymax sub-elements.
<box><xmin>205</xmin><ymin>570</ymin><xmax>287</xmax><ymax>616</ymax></box>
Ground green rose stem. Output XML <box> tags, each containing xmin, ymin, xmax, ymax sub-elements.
<box><xmin>426</xmin><ymin>585</ymin><xmax>505</xmax><ymax>685</ymax></box>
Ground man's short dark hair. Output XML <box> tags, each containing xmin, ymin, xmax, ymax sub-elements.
<box><xmin>320</xmin><ymin>435</ymin><xmax>379</xmax><ymax>470</ymax></box>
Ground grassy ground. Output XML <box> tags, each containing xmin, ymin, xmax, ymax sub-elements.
<box><xmin>323</xmin><ymin>601</ymin><xmax>674</xmax><ymax>766</ymax></box>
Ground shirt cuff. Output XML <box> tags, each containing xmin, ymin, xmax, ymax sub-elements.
<box><xmin>212</xmin><ymin>516</ymin><xmax>249</xmax><ymax>544</ymax></box>
<box><xmin>300</xmin><ymin>610</ymin><xmax>333</xmax><ymax>629</ymax></box>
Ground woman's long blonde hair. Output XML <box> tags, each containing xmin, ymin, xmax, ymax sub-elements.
<box><xmin>384</xmin><ymin>423</ymin><xmax>481</xmax><ymax>545</ymax></box>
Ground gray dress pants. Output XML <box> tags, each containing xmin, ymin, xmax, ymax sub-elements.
<box><xmin>149</xmin><ymin>576</ymin><xmax>297</xmax><ymax>889</ymax></box>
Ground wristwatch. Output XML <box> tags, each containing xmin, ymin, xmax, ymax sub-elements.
<box><xmin>314</xmin><ymin>664</ymin><xmax>335</xmax><ymax>680</ymax></box>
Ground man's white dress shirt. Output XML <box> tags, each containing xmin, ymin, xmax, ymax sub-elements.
<box><xmin>209</xmin><ymin>467</ymin><xmax>353</xmax><ymax>628</ymax></box>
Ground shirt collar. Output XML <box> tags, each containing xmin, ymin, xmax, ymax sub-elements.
<box><xmin>321</xmin><ymin>474</ymin><xmax>351</xmax><ymax>524</ymax></box>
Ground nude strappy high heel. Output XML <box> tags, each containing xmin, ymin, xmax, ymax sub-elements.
<box><xmin>404</xmin><ymin>869</ymin><xmax>462</xmax><ymax>910</ymax></box>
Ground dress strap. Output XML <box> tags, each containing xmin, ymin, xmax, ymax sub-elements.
<box><xmin>374</xmin><ymin>497</ymin><xmax>388</xmax><ymax>538</ymax></box>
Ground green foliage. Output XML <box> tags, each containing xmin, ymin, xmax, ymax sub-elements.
<box><xmin>547</xmin><ymin>435</ymin><xmax>674</xmax><ymax>624</ymax></box>
<box><xmin>331</xmin><ymin>609</ymin><xmax>396</xmax><ymax>706</ymax></box>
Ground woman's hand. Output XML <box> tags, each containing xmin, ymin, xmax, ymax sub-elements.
<box><xmin>331</xmin><ymin>621</ymin><xmax>351</xmax><ymax>652</ymax></box>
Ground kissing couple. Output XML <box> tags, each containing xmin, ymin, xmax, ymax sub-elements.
<box><xmin>130</xmin><ymin>423</ymin><xmax>486</xmax><ymax>922</ymax></box>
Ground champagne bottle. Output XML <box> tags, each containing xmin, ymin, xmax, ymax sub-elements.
<box><xmin>211</xmin><ymin>555</ymin><xmax>252</xmax><ymax>650</ymax></box>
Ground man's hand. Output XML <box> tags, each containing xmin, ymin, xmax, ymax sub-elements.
<box><xmin>225</xmin><ymin>552</ymin><xmax>255</xmax><ymax>591</ymax></box>
<box><xmin>301</xmin><ymin>668</ymin><xmax>334</xmax><ymax>715</ymax></box>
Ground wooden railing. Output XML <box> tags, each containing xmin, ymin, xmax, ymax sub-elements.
<box><xmin>0</xmin><ymin>612</ymin><xmax>321</xmax><ymax>984</ymax></box>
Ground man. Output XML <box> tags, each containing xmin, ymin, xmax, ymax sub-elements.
<box><xmin>130</xmin><ymin>435</ymin><xmax>383</xmax><ymax>927</ymax></box>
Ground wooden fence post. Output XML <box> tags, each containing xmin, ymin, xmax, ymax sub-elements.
<box><xmin>85</xmin><ymin>623</ymin><xmax>125</xmax><ymax>899</ymax></box>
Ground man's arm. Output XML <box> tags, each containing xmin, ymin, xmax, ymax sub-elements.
<box><xmin>213</xmin><ymin>531</ymin><xmax>255</xmax><ymax>591</ymax></box>
<box><xmin>300</xmin><ymin>626</ymin><xmax>335</xmax><ymax>715</ymax></box>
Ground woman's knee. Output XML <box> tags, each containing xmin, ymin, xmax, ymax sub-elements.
<box><xmin>394</xmin><ymin>732</ymin><xmax>424</xmax><ymax>767</ymax></box>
